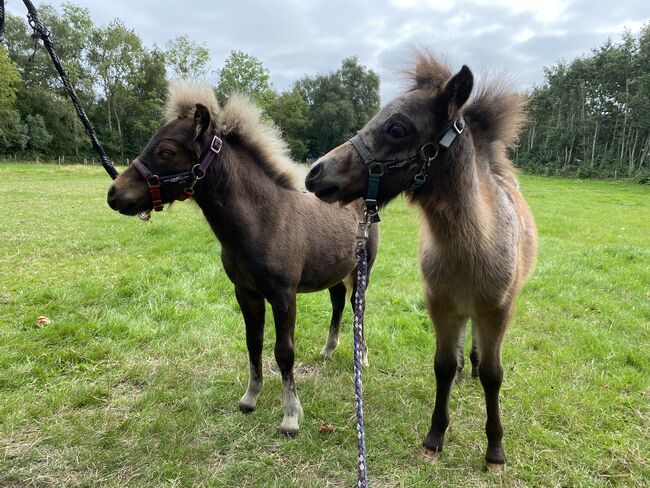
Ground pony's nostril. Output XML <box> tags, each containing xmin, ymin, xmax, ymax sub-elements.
<box><xmin>107</xmin><ymin>186</ymin><xmax>119</xmax><ymax>208</ymax></box>
<box><xmin>307</xmin><ymin>163</ymin><xmax>323</xmax><ymax>183</ymax></box>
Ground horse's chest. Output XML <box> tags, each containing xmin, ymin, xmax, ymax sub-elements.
<box><xmin>420</xmin><ymin>244</ymin><xmax>515</xmax><ymax>307</ymax></box>
<box><xmin>220</xmin><ymin>248</ymin><xmax>279</xmax><ymax>292</ymax></box>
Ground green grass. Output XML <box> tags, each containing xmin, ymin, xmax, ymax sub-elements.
<box><xmin>1</xmin><ymin>163</ymin><xmax>648</xmax><ymax>487</ymax></box>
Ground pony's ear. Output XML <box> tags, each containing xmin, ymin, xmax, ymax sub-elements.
<box><xmin>193</xmin><ymin>103</ymin><xmax>211</xmax><ymax>140</ymax></box>
<box><xmin>440</xmin><ymin>65</ymin><xmax>473</xmax><ymax>118</ymax></box>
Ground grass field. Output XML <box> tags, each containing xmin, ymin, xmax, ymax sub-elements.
<box><xmin>0</xmin><ymin>163</ymin><xmax>648</xmax><ymax>487</ymax></box>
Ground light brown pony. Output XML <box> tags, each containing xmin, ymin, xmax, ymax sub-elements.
<box><xmin>305</xmin><ymin>54</ymin><xmax>537</xmax><ymax>472</ymax></box>
<box><xmin>107</xmin><ymin>82</ymin><xmax>378</xmax><ymax>436</ymax></box>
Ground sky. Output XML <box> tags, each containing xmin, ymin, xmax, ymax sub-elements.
<box><xmin>6</xmin><ymin>0</ymin><xmax>650</xmax><ymax>102</ymax></box>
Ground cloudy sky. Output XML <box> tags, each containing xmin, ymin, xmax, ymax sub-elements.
<box><xmin>7</xmin><ymin>0</ymin><xmax>650</xmax><ymax>102</ymax></box>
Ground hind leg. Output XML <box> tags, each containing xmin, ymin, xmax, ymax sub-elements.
<box><xmin>470</xmin><ymin>320</ymin><xmax>480</xmax><ymax>378</ymax></box>
<box><xmin>454</xmin><ymin>320</ymin><xmax>468</xmax><ymax>382</ymax></box>
<box><xmin>320</xmin><ymin>282</ymin><xmax>346</xmax><ymax>359</ymax></box>
<box><xmin>235</xmin><ymin>287</ymin><xmax>266</xmax><ymax>413</ymax></box>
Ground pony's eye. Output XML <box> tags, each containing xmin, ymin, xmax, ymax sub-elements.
<box><xmin>389</xmin><ymin>123</ymin><xmax>406</xmax><ymax>139</ymax></box>
<box><xmin>159</xmin><ymin>149</ymin><xmax>174</xmax><ymax>159</ymax></box>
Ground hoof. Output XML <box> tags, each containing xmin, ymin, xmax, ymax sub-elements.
<box><xmin>238</xmin><ymin>403</ymin><xmax>255</xmax><ymax>414</ymax></box>
<box><xmin>486</xmin><ymin>462</ymin><xmax>505</xmax><ymax>474</ymax></box>
<box><xmin>319</xmin><ymin>347</ymin><xmax>334</xmax><ymax>360</ymax></box>
<box><xmin>422</xmin><ymin>448</ymin><xmax>442</xmax><ymax>463</ymax></box>
<box><xmin>280</xmin><ymin>428</ymin><xmax>299</xmax><ymax>438</ymax></box>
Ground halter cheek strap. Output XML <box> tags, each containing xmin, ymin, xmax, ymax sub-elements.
<box><xmin>132</xmin><ymin>135</ymin><xmax>222</xmax><ymax>212</ymax></box>
<box><xmin>352</xmin><ymin>117</ymin><xmax>465</xmax><ymax>240</ymax></box>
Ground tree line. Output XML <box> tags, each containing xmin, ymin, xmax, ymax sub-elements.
<box><xmin>1</xmin><ymin>3</ymin><xmax>649</xmax><ymax>181</ymax></box>
<box><xmin>514</xmin><ymin>24</ymin><xmax>650</xmax><ymax>181</ymax></box>
<box><xmin>0</xmin><ymin>2</ymin><xmax>379</xmax><ymax>164</ymax></box>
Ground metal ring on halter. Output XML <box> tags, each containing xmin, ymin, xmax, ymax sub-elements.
<box><xmin>192</xmin><ymin>164</ymin><xmax>207</xmax><ymax>180</ymax></box>
<box><xmin>367</xmin><ymin>162</ymin><xmax>385</xmax><ymax>175</ymax></box>
<box><xmin>420</xmin><ymin>142</ymin><xmax>439</xmax><ymax>162</ymax></box>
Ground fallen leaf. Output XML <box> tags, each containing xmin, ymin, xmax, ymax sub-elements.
<box><xmin>36</xmin><ymin>316</ymin><xmax>51</xmax><ymax>327</ymax></box>
<box><xmin>319</xmin><ymin>423</ymin><xmax>335</xmax><ymax>434</ymax></box>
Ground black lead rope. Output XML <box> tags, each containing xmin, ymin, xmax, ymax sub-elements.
<box><xmin>9</xmin><ymin>0</ymin><xmax>119</xmax><ymax>181</ymax></box>
<box><xmin>0</xmin><ymin>0</ymin><xmax>5</xmax><ymax>44</ymax></box>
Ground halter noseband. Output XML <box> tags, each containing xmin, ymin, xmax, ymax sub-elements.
<box><xmin>350</xmin><ymin>117</ymin><xmax>465</xmax><ymax>228</ymax></box>
<box><xmin>132</xmin><ymin>135</ymin><xmax>222</xmax><ymax>212</ymax></box>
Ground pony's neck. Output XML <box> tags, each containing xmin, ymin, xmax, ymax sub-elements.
<box><xmin>412</xmin><ymin>134</ymin><xmax>494</xmax><ymax>250</ymax></box>
<box><xmin>192</xmin><ymin>140</ymin><xmax>285</xmax><ymax>247</ymax></box>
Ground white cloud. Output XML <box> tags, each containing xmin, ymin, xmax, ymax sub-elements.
<box><xmin>6</xmin><ymin>0</ymin><xmax>650</xmax><ymax>103</ymax></box>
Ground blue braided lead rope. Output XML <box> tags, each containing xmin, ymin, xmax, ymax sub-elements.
<box><xmin>353</xmin><ymin>240</ymin><xmax>369</xmax><ymax>488</ymax></box>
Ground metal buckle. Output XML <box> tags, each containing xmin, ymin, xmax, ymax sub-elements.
<box><xmin>357</xmin><ymin>221</ymin><xmax>371</xmax><ymax>243</ymax></box>
<box><xmin>364</xmin><ymin>199</ymin><xmax>381</xmax><ymax>223</ymax></box>
<box><xmin>452</xmin><ymin>118</ymin><xmax>465</xmax><ymax>135</ymax></box>
<box><xmin>210</xmin><ymin>135</ymin><xmax>222</xmax><ymax>154</ymax></box>
<box><xmin>412</xmin><ymin>173</ymin><xmax>426</xmax><ymax>188</ymax></box>
<box><xmin>146</xmin><ymin>175</ymin><xmax>160</xmax><ymax>187</ymax></box>
<box><xmin>367</xmin><ymin>162</ymin><xmax>385</xmax><ymax>176</ymax></box>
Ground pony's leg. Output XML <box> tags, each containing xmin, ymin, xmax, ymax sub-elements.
<box><xmin>423</xmin><ymin>305</ymin><xmax>467</xmax><ymax>460</ymax></box>
<box><xmin>473</xmin><ymin>307</ymin><xmax>511</xmax><ymax>473</ymax></box>
<box><xmin>349</xmin><ymin>275</ymin><xmax>369</xmax><ymax>367</ymax></box>
<box><xmin>470</xmin><ymin>319</ymin><xmax>480</xmax><ymax>378</ymax></box>
<box><xmin>320</xmin><ymin>282</ymin><xmax>346</xmax><ymax>359</ymax></box>
<box><xmin>270</xmin><ymin>291</ymin><xmax>303</xmax><ymax>437</ymax></box>
<box><xmin>235</xmin><ymin>287</ymin><xmax>266</xmax><ymax>413</ymax></box>
<box><xmin>455</xmin><ymin>320</ymin><xmax>468</xmax><ymax>382</ymax></box>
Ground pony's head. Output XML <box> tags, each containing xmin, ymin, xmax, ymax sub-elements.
<box><xmin>305</xmin><ymin>53</ymin><xmax>474</xmax><ymax>204</ymax></box>
<box><xmin>107</xmin><ymin>82</ymin><xmax>219</xmax><ymax>215</ymax></box>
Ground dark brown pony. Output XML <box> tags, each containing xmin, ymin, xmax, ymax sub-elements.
<box><xmin>305</xmin><ymin>54</ymin><xmax>537</xmax><ymax>472</ymax></box>
<box><xmin>107</xmin><ymin>82</ymin><xmax>378</xmax><ymax>436</ymax></box>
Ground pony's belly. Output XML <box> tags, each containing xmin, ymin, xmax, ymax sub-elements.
<box><xmin>297</xmin><ymin>256</ymin><xmax>356</xmax><ymax>293</ymax></box>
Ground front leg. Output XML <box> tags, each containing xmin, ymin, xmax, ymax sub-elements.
<box><xmin>270</xmin><ymin>290</ymin><xmax>303</xmax><ymax>437</ymax></box>
<box><xmin>235</xmin><ymin>287</ymin><xmax>266</xmax><ymax>413</ymax></box>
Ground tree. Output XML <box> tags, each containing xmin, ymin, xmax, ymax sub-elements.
<box><xmin>24</xmin><ymin>114</ymin><xmax>53</xmax><ymax>153</ymax></box>
<box><xmin>164</xmin><ymin>35</ymin><xmax>210</xmax><ymax>79</ymax></box>
<box><xmin>296</xmin><ymin>57</ymin><xmax>380</xmax><ymax>157</ymax></box>
<box><xmin>88</xmin><ymin>19</ymin><xmax>144</xmax><ymax>155</ymax></box>
<box><xmin>121</xmin><ymin>49</ymin><xmax>168</xmax><ymax>154</ymax></box>
<box><xmin>0</xmin><ymin>44</ymin><xmax>28</xmax><ymax>153</ymax></box>
<box><xmin>4</xmin><ymin>5</ymin><xmax>95</xmax><ymax>157</ymax></box>
<box><xmin>4</xmin><ymin>3</ymin><xmax>94</xmax><ymax>91</ymax></box>
<box><xmin>339</xmin><ymin>57</ymin><xmax>380</xmax><ymax>129</ymax></box>
<box><xmin>216</xmin><ymin>50</ymin><xmax>275</xmax><ymax>110</ymax></box>
<box><xmin>267</xmin><ymin>89</ymin><xmax>311</xmax><ymax>161</ymax></box>
<box><xmin>516</xmin><ymin>24</ymin><xmax>650</xmax><ymax>179</ymax></box>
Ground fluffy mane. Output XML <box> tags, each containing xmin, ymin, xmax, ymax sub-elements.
<box><xmin>165</xmin><ymin>80</ymin><xmax>302</xmax><ymax>190</ymax></box>
<box><xmin>406</xmin><ymin>52</ymin><xmax>527</xmax><ymax>180</ymax></box>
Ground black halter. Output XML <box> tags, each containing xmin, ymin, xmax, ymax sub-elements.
<box><xmin>350</xmin><ymin>117</ymin><xmax>465</xmax><ymax>226</ymax></box>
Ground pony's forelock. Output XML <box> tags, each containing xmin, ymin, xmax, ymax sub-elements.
<box><xmin>165</xmin><ymin>80</ymin><xmax>220</xmax><ymax>121</ymax></box>
<box><xmin>164</xmin><ymin>81</ymin><xmax>302</xmax><ymax>190</ymax></box>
